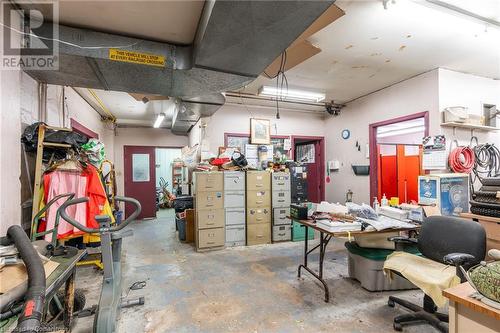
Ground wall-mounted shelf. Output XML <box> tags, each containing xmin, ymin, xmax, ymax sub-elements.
<box><xmin>441</xmin><ymin>122</ymin><xmax>499</xmax><ymax>132</ymax></box>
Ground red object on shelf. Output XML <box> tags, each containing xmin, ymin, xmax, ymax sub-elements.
<box><xmin>210</xmin><ymin>158</ymin><xmax>230</xmax><ymax>166</ymax></box>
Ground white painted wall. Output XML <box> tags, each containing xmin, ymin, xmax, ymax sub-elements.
<box><xmin>438</xmin><ymin>68</ymin><xmax>500</xmax><ymax>146</ymax></box>
<box><xmin>0</xmin><ymin>6</ymin><xmax>113</xmax><ymax>234</ymax></box>
<box><xmin>324</xmin><ymin>69</ymin><xmax>440</xmax><ymax>204</ymax></box>
<box><xmin>113</xmin><ymin>127</ymin><xmax>188</xmax><ymax>197</ymax></box>
<box><xmin>0</xmin><ymin>9</ymin><xmax>22</xmax><ymax>236</ymax></box>
<box><xmin>188</xmin><ymin>104</ymin><xmax>326</xmax><ymax>155</ymax></box>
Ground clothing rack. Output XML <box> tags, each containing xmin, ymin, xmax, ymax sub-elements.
<box><xmin>30</xmin><ymin>124</ymin><xmax>72</xmax><ymax>233</ymax></box>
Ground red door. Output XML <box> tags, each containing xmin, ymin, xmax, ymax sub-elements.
<box><xmin>124</xmin><ymin>146</ymin><xmax>156</xmax><ymax>219</ymax></box>
<box><xmin>294</xmin><ymin>138</ymin><xmax>325</xmax><ymax>203</ymax></box>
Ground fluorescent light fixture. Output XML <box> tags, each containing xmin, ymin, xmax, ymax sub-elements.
<box><xmin>377</xmin><ymin>126</ymin><xmax>426</xmax><ymax>138</ymax></box>
<box><xmin>259</xmin><ymin>86</ymin><xmax>326</xmax><ymax>103</ymax></box>
<box><xmin>153</xmin><ymin>114</ymin><xmax>165</xmax><ymax>128</ymax></box>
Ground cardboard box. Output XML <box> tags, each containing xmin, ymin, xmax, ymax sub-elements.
<box><xmin>418</xmin><ymin>174</ymin><xmax>469</xmax><ymax>216</ymax></box>
<box><xmin>185</xmin><ymin>209</ymin><xmax>195</xmax><ymax>243</ymax></box>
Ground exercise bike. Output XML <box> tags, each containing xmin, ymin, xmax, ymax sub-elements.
<box><xmin>58</xmin><ymin>196</ymin><xmax>143</xmax><ymax>333</ymax></box>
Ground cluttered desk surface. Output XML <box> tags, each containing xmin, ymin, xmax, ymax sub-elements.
<box><xmin>290</xmin><ymin>217</ymin><xmax>420</xmax><ymax>237</ymax></box>
<box><xmin>289</xmin><ymin>201</ymin><xmax>421</xmax><ymax>237</ymax></box>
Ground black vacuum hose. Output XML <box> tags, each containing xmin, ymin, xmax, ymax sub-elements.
<box><xmin>7</xmin><ymin>225</ymin><xmax>45</xmax><ymax>333</ymax></box>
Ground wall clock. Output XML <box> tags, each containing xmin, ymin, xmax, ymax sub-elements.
<box><xmin>341</xmin><ymin>129</ymin><xmax>350</xmax><ymax>140</ymax></box>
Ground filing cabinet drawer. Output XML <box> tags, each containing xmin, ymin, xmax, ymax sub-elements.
<box><xmin>197</xmin><ymin>209</ymin><xmax>224</xmax><ymax>229</ymax></box>
<box><xmin>224</xmin><ymin>171</ymin><xmax>245</xmax><ymax>191</ymax></box>
<box><xmin>292</xmin><ymin>182</ymin><xmax>307</xmax><ymax>193</ymax></box>
<box><xmin>247</xmin><ymin>207</ymin><xmax>271</xmax><ymax>224</ymax></box>
<box><xmin>273</xmin><ymin>225</ymin><xmax>291</xmax><ymax>242</ymax></box>
<box><xmin>224</xmin><ymin>191</ymin><xmax>245</xmax><ymax>208</ymax></box>
<box><xmin>272</xmin><ymin>190</ymin><xmax>291</xmax><ymax>208</ymax></box>
<box><xmin>247</xmin><ymin>224</ymin><xmax>271</xmax><ymax>245</ymax></box>
<box><xmin>196</xmin><ymin>191</ymin><xmax>224</xmax><ymax>210</ymax></box>
<box><xmin>272</xmin><ymin>173</ymin><xmax>291</xmax><ymax>191</ymax></box>
<box><xmin>225</xmin><ymin>208</ymin><xmax>246</xmax><ymax>226</ymax></box>
<box><xmin>247</xmin><ymin>171</ymin><xmax>271</xmax><ymax>190</ymax></box>
<box><xmin>226</xmin><ymin>225</ymin><xmax>246</xmax><ymax>246</ymax></box>
<box><xmin>195</xmin><ymin>172</ymin><xmax>223</xmax><ymax>192</ymax></box>
<box><xmin>273</xmin><ymin>208</ymin><xmax>291</xmax><ymax>225</ymax></box>
<box><xmin>247</xmin><ymin>190</ymin><xmax>271</xmax><ymax>207</ymax></box>
<box><xmin>198</xmin><ymin>228</ymin><xmax>224</xmax><ymax>248</ymax></box>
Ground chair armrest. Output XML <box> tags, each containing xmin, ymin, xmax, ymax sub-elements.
<box><xmin>443</xmin><ymin>253</ymin><xmax>475</xmax><ymax>266</ymax></box>
<box><xmin>388</xmin><ymin>236</ymin><xmax>417</xmax><ymax>251</ymax></box>
<box><xmin>443</xmin><ymin>253</ymin><xmax>476</xmax><ymax>282</ymax></box>
<box><xmin>387</xmin><ymin>236</ymin><xmax>418</xmax><ymax>244</ymax></box>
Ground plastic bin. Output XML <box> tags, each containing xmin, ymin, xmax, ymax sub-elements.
<box><xmin>292</xmin><ymin>220</ymin><xmax>314</xmax><ymax>242</ymax></box>
<box><xmin>176</xmin><ymin>216</ymin><xmax>186</xmax><ymax>241</ymax></box>
<box><xmin>345</xmin><ymin>241</ymin><xmax>419</xmax><ymax>291</ymax></box>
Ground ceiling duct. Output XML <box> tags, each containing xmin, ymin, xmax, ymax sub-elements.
<box><xmin>22</xmin><ymin>0</ymin><xmax>335</xmax><ymax>133</ymax></box>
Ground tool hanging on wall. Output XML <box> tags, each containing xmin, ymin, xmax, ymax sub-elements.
<box><xmin>448</xmin><ymin>140</ymin><xmax>475</xmax><ymax>174</ymax></box>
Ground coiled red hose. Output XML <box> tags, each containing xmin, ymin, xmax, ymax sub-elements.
<box><xmin>449</xmin><ymin>146</ymin><xmax>475</xmax><ymax>173</ymax></box>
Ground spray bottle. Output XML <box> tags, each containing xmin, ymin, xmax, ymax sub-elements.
<box><xmin>381</xmin><ymin>194</ymin><xmax>388</xmax><ymax>207</ymax></box>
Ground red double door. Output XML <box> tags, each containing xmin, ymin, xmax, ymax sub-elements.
<box><xmin>124</xmin><ymin>146</ymin><xmax>157</xmax><ymax>219</ymax></box>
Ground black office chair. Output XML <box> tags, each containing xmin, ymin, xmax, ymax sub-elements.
<box><xmin>386</xmin><ymin>216</ymin><xmax>486</xmax><ymax>332</ymax></box>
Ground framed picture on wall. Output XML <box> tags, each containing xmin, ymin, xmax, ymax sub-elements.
<box><xmin>250</xmin><ymin>118</ymin><xmax>271</xmax><ymax>144</ymax></box>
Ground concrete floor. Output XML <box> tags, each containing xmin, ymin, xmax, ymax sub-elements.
<box><xmin>73</xmin><ymin>209</ymin><xmax>442</xmax><ymax>333</ymax></box>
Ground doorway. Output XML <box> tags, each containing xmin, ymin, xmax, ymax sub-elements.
<box><xmin>369</xmin><ymin>112</ymin><xmax>429</xmax><ymax>202</ymax></box>
<box><xmin>377</xmin><ymin>144</ymin><xmax>423</xmax><ymax>203</ymax></box>
<box><xmin>124</xmin><ymin>146</ymin><xmax>157</xmax><ymax>219</ymax></box>
<box><xmin>155</xmin><ymin>148</ymin><xmax>182</xmax><ymax>194</ymax></box>
<box><xmin>124</xmin><ymin>146</ymin><xmax>183</xmax><ymax>220</ymax></box>
<box><xmin>292</xmin><ymin>136</ymin><xmax>325</xmax><ymax>203</ymax></box>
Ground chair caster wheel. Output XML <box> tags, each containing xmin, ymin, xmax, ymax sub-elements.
<box><xmin>393</xmin><ymin>322</ymin><xmax>403</xmax><ymax>331</ymax></box>
<box><xmin>388</xmin><ymin>299</ymin><xmax>395</xmax><ymax>307</ymax></box>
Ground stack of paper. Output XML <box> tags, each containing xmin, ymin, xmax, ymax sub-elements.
<box><xmin>317</xmin><ymin>220</ymin><xmax>362</xmax><ymax>232</ymax></box>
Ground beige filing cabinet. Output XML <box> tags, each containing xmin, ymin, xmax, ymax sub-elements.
<box><xmin>246</xmin><ymin>171</ymin><xmax>271</xmax><ymax>245</ymax></box>
<box><xmin>272</xmin><ymin>172</ymin><xmax>291</xmax><ymax>242</ymax></box>
<box><xmin>194</xmin><ymin>172</ymin><xmax>225</xmax><ymax>251</ymax></box>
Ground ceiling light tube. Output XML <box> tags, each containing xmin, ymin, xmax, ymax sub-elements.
<box><xmin>259</xmin><ymin>86</ymin><xmax>326</xmax><ymax>103</ymax></box>
<box><xmin>153</xmin><ymin>114</ymin><xmax>165</xmax><ymax>128</ymax></box>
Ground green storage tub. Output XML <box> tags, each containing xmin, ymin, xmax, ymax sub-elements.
<box><xmin>292</xmin><ymin>220</ymin><xmax>314</xmax><ymax>241</ymax></box>
<box><xmin>344</xmin><ymin>241</ymin><xmax>420</xmax><ymax>291</ymax></box>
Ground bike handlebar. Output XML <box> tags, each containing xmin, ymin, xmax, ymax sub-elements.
<box><xmin>58</xmin><ymin>195</ymin><xmax>142</xmax><ymax>233</ymax></box>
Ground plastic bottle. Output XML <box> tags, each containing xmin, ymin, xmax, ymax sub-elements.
<box><xmin>373</xmin><ymin>197</ymin><xmax>380</xmax><ymax>212</ymax></box>
<box><xmin>381</xmin><ymin>194</ymin><xmax>388</xmax><ymax>207</ymax></box>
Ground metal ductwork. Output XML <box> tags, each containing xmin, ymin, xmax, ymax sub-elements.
<box><xmin>23</xmin><ymin>0</ymin><xmax>335</xmax><ymax>133</ymax></box>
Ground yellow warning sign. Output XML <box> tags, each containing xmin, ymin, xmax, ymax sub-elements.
<box><xmin>108</xmin><ymin>49</ymin><xmax>165</xmax><ymax>67</ymax></box>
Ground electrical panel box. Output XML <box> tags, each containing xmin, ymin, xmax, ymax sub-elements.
<box><xmin>418</xmin><ymin>173</ymin><xmax>469</xmax><ymax>216</ymax></box>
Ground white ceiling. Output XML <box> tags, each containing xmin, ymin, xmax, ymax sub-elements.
<box><xmin>240</xmin><ymin>0</ymin><xmax>500</xmax><ymax>103</ymax></box>
<box><xmin>46</xmin><ymin>1</ymin><xmax>205</xmax><ymax>44</ymax></box>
